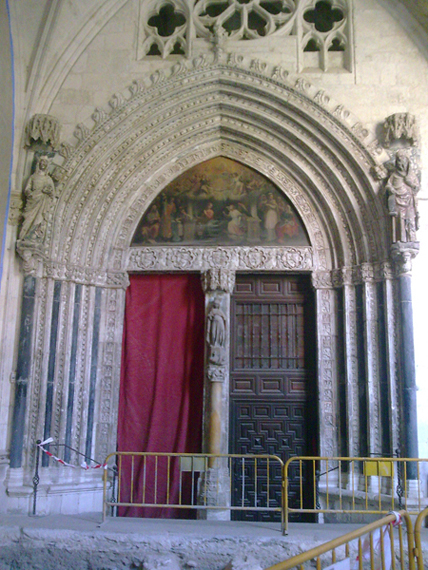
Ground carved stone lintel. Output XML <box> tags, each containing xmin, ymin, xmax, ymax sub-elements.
<box><xmin>391</xmin><ymin>242</ymin><xmax>420</xmax><ymax>276</ymax></box>
<box><xmin>25</xmin><ymin>114</ymin><xmax>61</xmax><ymax>149</ymax></box>
<box><xmin>384</xmin><ymin>113</ymin><xmax>418</xmax><ymax>147</ymax></box>
<box><xmin>207</xmin><ymin>365</ymin><xmax>226</xmax><ymax>383</ymax></box>
<box><xmin>202</xmin><ymin>268</ymin><xmax>236</xmax><ymax>294</ymax></box>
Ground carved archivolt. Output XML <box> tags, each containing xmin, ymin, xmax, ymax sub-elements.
<box><xmin>18</xmin><ymin>55</ymin><xmax>390</xmax><ymax>284</ymax></box>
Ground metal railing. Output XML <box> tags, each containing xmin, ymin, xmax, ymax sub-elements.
<box><xmin>102</xmin><ymin>452</ymin><xmax>285</xmax><ymax>530</ymax></box>
<box><xmin>266</xmin><ymin>510</ymin><xmax>416</xmax><ymax>570</ymax></box>
<box><xmin>414</xmin><ymin>507</ymin><xmax>428</xmax><ymax>570</ymax></box>
<box><xmin>284</xmin><ymin>456</ymin><xmax>428</xmax><ymax>532</ymax></box>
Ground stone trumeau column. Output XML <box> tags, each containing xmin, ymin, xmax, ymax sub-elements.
<box><xmin>199</xmin><ymin>267</ymin><xmax>235</xmax><ymax>519</ymax></box>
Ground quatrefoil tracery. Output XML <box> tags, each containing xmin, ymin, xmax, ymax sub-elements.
<box><xmin>138</xmin><ymin>0</ymin><xmax>352</xmax><ymax>71</ymax></box>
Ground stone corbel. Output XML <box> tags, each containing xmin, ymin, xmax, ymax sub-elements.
<box><xmin>391</xmin><ymin>242</ymin><xmax>420</xmax><ymax>276</ymax></box>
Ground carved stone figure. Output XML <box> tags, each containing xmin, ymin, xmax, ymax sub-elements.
<box><xmin>20</xmin><ymin>156</ymin><xmax>56</xmax><ymax>242</ymax></box>
<box><xmin>385</xmin><ymin>151</ymin><xmax>420</xmax><ymax>243</ymax></box>
<box><xmin>206</xmin><ymin>299</ymin><xmax>227</xmax><ymax>365</ymax></box>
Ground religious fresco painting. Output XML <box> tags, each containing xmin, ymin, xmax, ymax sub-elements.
<box><xmin>132</xmin><ymin>157</ymin><xmax>310</xmax><ymax>247</ymax></box>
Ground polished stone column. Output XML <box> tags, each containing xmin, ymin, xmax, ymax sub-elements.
<box><xmin>392</xmin><ymin>243</ymin><xmax>419</xmax><ymax>479</ymax></box>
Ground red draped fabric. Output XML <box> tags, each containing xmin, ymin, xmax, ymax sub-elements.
<box><xmin>117</xmin><ymin>273</ymin><xmax>205</xmax><ymax>517</ymax></box>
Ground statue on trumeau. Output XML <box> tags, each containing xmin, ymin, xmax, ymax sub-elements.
<box><xmin>385</xmin><ymin>150</ymin><xmax>420</xmax><ymax>243</ymax></box>
<box><xmin>20</xmin><ymin>155</ymin><xmax>56</xmax><ymax>242</ymax></box>
<box><xmin>206</xmin><ymin>299</ymin><xmax>227</xmax><ymax>365</ymax></box>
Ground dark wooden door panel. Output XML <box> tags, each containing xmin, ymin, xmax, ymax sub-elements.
<box><xmin>230</xmin><ymin>274</ymin><xmax>315</xmax><ymax>522</ymax></box>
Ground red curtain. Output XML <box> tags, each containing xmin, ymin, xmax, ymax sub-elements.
<box><xmin>117</xmin><ymin>273</ymin><xmax>205</xmax><ymax>517</ymax></box>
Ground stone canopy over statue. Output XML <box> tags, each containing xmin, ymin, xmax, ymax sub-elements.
<box><xmin>19</xmin><ymin>155</ymin><xmax>56</xmax><ymax>242</ymax></box>
<box><xmin>385</xmin><ymin>150</ymin><xmax>420</xmax><ymax>243</ymax></box>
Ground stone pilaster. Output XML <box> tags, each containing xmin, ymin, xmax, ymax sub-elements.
<box><xmin>341</xmin><ymin>267</ymin><xmax>360</xmax><ymax>458</ymax></box>
<box><xmin>312</xmin><ymin>271</ymin><xmax>339</xmax><ymax>458</ymax></box>
<box><xmin>361</xmin><ymin>263</ymin><xmax>382</xmax><ymax>458</ymax></box>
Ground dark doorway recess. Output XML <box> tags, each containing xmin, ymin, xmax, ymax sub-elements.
<box><xmin>229</xmin><ymin>274</ymin><xmax>317</xmax><ymax>522</ymax></box>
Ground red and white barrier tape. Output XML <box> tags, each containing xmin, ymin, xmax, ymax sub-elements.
<box><xmin>37</xmin><ymin>438</ymin><xmax>107</xmax><ymax>470</ymax></box>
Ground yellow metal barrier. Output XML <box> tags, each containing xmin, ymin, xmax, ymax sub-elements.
<box><xmin>284</xmin><ymin>456</ymin><xmax>428</xmax><ymax>533</ymax></box>
<box><xmin>266</xmin><ymin>510</ymin><xmax>416</xmax><ymax>570</ymax></box>
<box><xmin>414</xmin><ymin>507</ymin><xmax>428</xmax><ymax>570</ymax></box>
<box><xmin>102</xmin><ymin>452</ymin><xmax>285</xmax><ymax>531</ymax></box>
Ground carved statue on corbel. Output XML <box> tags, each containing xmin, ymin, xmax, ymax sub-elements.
<box><xmin>384</xmin><ymin>150</ymin><xmax>420</xmax><ymax>244</ymax></box>
<box><xmin>16</xmin><ymin>154</ymin><xmax>58</xmax><ymax>274</ymax></box>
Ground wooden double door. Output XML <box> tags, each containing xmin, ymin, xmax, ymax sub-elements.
<box><xmin>229</xmin><ymin>274</ymin><xmax>316</xmax><ymax>521</ymax></box>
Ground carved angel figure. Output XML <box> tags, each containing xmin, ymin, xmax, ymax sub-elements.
<box><xmin>206</xmin><ymin>299</ymin><xmax>227</xmax><ymax>365</ymax></box>
<box><xmin>20</xmin><ymin>155</ymin><xmax>56</xmax><ymax>241</ymax></box>
<box><xmin>385</xmin><ymin>151</ymin><xmax>420</xmax><ymax>243</ymax></box>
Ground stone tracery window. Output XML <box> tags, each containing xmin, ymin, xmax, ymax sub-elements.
<box><xmin>137</xmin><ymin>0</ymin><xmax>353</xmax><ymax>72</ymax></box>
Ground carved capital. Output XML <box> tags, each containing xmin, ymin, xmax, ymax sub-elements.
<box><xmin>207</xmin><ymin>365</ymin><xmax>227</xmax><ymax>383</ymax></box>
<box><xmin>202</xmin><ymin>268</ymin><xmax>236</xmax><ymax>293</ymax></box>
<box><xmin>391</xmin><ymin>242</ymin><xmax>420</xmax><ymax>276</ymax></box>
<box><xmin>361</xmin><ymin>262</ymin><xmax>375</xmax><ymax>283</ymax></box>
<box><xmin>311</xmin><ymin>270</ymin><xmax>333</xmax><ymax>289</ymax></box>
<box><xmin>25</xmin><ymin>114</ymin><xmax>61</xmax><ymax>149</ymax></box>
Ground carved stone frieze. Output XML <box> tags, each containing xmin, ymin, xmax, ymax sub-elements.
<box><xmin>43</xmin><ymin>261</ymin><xmax>129</xmax><ymax>289</ymax></box>
<box><xmin>128</xmin><ymin>246</ymin><xmax>314</xmax><ymax>274</ymax></box>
